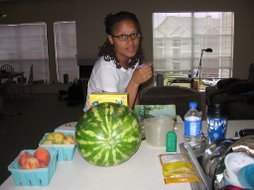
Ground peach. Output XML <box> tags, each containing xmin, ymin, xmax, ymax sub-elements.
<box><xmin>63</xmin><ymin>134</ymin><xmax>75</xmax><ymax>144</ymax></box>
<box><xmin>41</xmin><ymin>139</ymin><xmax>54</xmax><ymax>145</ymax></box>
<box><xmin>53</xmin><ymin>132</ymin><xmax>65</xmax><ymax>144</ymax></box>
<box><xmin>34</xmin><ymin>147</ymin><xmax>50</xmax><ymax>167</ymax></box>
<box><xmin>45</xmin><ymin>133</ymin><xmax>54</xmax><ymax>141</ymax></box>
<box><xmin>22</xmin><ymin>157</ymin><xmax>40</xmax><ymax>169</ymax></box>
<box><xmin>18</xmin><ymin>152</ymin><xmax>33</xmax><ymax>168</ymax></box>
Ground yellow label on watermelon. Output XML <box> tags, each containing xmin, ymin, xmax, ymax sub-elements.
<box><xmin>89</xmin><ymin>92</ymin><xmax>128</xmax><ymax>109</ymax></box>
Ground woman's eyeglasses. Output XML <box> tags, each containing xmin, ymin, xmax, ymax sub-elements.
<box><xmin>111</xmin><ymin>32</ymin><xmax>141</xmax><ymax>42</ymax></box>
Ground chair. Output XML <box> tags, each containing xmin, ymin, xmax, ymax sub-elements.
<box><xmin>0</xmin><ymin>64</ymin><xmax>14</xmax><ymax>73</ymax></box>
<box><xmin>0</xmin><ymin>64</ymin><xmax>21</xmax><ymax>117</ymax></box>
<box><xmin>0</xmin><ymin>64</ymin><xmax>14</xmax><ymax>84</ymax></box>
<box><xmin>0</xmin><ymin>64</ymin><xmax>15</xmax><ymax>95</ymax></box>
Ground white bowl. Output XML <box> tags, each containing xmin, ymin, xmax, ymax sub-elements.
<box><xmin>223</xmin><ymin>169</ymin><xmax>243</xmax><ymax>188</ymax></box>
<box><xmin>224</xmin><ymin>152</ymin><xmax>254</xmax><ymax>183</ymax></box>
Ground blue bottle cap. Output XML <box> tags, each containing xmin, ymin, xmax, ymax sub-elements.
<box><xmin>189</xmin><ymin>101</ymin><xmax>197</xmax><ymax>109</ymax></box>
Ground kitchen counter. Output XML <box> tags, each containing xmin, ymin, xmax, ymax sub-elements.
<box><xmin>1</xmin><ymin>120</ymin><xmax>253</xmax><ymax>190</ymax></box>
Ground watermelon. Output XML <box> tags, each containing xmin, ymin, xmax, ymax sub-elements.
<box><xmin>75</xmin><ymin>102</ymin><xmax>141</xmax><ymax>166</ymax></box>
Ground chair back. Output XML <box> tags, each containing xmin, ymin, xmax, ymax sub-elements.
<box><xmin>0</xmin><ymin>64</ymin><xmax>14</xmax><ymax>74</ymax></box>
<box><xmin>0</xmin><ymin>64</ymin><xmax>14</xmax><ymax>84</ymax></box>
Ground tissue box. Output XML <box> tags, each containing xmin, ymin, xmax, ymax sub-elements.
<box><xmin>89</xmin><ymin>92</ymin><xmax>128</xmax><ymax>108</ymax></box>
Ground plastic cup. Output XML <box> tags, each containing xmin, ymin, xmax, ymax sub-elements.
<box><xmin>144</xmin><ymin>116</ymin><xmax>174</xmax><ymax>147</ymax></box>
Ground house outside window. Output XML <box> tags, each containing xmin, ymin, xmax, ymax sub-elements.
<box><xmin>0</xmin><ymin>23</ymin><xmax>49</xmax><ymax>82</ymax></box>
<box><xmin>153</xmin><ymin>12</ymin><xmax>234</xmax><ymax>81</ymax></box>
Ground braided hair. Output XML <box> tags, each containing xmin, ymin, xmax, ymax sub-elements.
<box><xmin>98</xmin><ymin>11</ymin><xmax>144</xmax><ymax>69</ymax></box>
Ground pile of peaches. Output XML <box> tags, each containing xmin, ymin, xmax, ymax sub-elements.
<box><xmin>18</xmin><ymin>147</ymin><xmax>50</xmax><ymax>169</ymax></box>
<box><xmin>17</xmin><ymin>132</ymin><xmax>75</xmax><ymax>170</ymax></box>
<box><xmin>41</xmin><ymin>132</ymin><xmax>75</xmax><ymax>145</ymax></box>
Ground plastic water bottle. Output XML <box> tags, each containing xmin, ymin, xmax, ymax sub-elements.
<box><xmin>184</xmin><ymin>101</ymin><xmax>202</xmax><ymax>149</ymax></box>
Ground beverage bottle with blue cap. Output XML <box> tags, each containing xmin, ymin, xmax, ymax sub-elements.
<box><xmin>184</xmin><ymin>101</ymin><xmax>202</xmax><ymax>148</ymax></box>
<box><xmin>207</xmin><ymin>104</ymin><xmax>228</xmax><ymax>144</ymax></box>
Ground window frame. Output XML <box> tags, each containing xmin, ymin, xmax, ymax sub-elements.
<box><xmin>53</xmin><ymin>21</ymin><xmax>78</xmax><ymax>83</ymax></box>
<box><xmin>0</xmin><ymin>22</ymin><xmax>50</xmax><ymax>83</ymax></box>
<box><xmin>153</xmin><ymin>12</ymin><xmax>234</xmax><ymax>82</ymax></box>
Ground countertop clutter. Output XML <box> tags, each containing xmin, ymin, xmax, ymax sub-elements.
<box><xmin>1</xmin><ymin>120</ymin><xmax>254</xmax><ymax>190</ymax></box>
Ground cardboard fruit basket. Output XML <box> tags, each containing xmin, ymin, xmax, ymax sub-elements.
<box><xmin>8</xmin><ymin>147</ymin><xmax>58</xmax><ymax>186</ymax></box>
<box><xmin>54</xmin><ymin>121</ymin><xmax>77</xmax><ymax>136</ymax></box>
<box><xmin>39</xmin><ymin>132</ymin><xmax>76</xmax><ymax>161</ymax></box>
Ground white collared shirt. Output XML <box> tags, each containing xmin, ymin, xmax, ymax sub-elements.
<box><xmin>84</xmin><ymin>56</ymin><xmax>139</xmax><ymax>111</ymax></box>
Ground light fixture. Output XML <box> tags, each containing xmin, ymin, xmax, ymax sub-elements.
<box><xmin>196</xmin><ymin>48</ymin><xmax>213</xmax><ymax>79</ymax></box>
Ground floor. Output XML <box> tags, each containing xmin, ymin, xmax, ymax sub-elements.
<box><xmin>0</xmin><ymin>94</ymin><xmax>83</xmax><ymax>184</ymax></box>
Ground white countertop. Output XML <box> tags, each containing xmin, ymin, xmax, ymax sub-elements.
<box><xmin>1</xmin><ymin>120</ymin><xmax>254</xmax><ymax>190</ymax></box>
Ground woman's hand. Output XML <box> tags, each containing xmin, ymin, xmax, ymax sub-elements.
<box><xmin>126</xmin><ymin>63</ymin><xmax>153</xmax><ymax>109</ymax></box>
<box><xmin>131</xmin><ymin>63</ymin><xmax>153</xmax><ymax>87</ymax></box>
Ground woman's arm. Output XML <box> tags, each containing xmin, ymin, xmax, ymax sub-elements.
<box><xmin>125</xmin><ymin>63</ymin><xmax>153</xmax><ymax>109</ymax></box>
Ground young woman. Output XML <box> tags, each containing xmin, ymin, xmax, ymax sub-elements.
<box><xmin>84</xmin><ymin>11</ymin><xmax>153</xmax><ymax>111</ymax></box>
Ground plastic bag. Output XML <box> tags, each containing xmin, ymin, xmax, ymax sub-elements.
<box><xmin>159</xmin><ymin>153</ymin><xmax>200</xmax><ymax>184</ymax></box>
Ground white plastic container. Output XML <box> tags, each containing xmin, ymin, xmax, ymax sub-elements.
<box><xmin>144</xmin><ymin>116</ymin><xmax>174</xmax><ymax>147</ymax></box>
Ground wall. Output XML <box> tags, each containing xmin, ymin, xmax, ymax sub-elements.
<box><xmin>0</xmin><ymin>0</ymin><xmax>76</xmax><ymax>83</ymax></box>
<box><xmin>1</xmin><ymin>0</ymin><xmax>254</xmax><ymax>81</ymax></box>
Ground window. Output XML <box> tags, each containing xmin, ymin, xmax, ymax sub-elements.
<box><xmin>54</xmin><ymin>21</ymin><xmax>78</xmax><ymax>83</ymax></box>
<box><xmin>153</xmin><ymin>12</ymin><xmax>234</xmax><ymax>79</ymax></box>
<box><xmin>172</xmin><ymin>39</ymin><xmax>181</xmax><ymax>47</ymax></box>
<box><xmin>0</xmin><ymin>23</ymin><xmax>49</xmax><ymax>82</ymax></box>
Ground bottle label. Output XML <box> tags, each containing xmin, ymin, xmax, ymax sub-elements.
<box><xmin>184</xmin><ymin>118</ymin><xmax>202</xmax><ymax>137</ymax></box>
<box><xmin>207</xmin><ymin>117</ymin><xmax>227</xmax><ymax>143</ymax></box>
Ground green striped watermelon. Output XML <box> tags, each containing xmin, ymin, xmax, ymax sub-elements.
<box><xmin>75</xmin><ymin>102</ymin><xmax>141</xmax><ymax>166</ymax></box>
